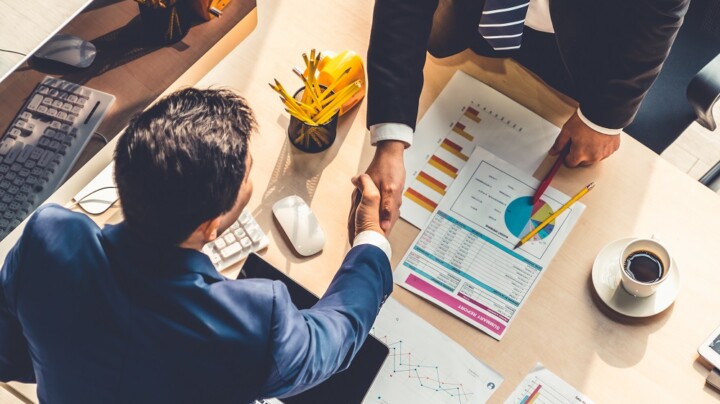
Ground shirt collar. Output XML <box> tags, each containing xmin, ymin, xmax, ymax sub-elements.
<box><xmin>101</xmin><ymin>222</ymin><xmax>224</xmax><ymax>281</ymax></box>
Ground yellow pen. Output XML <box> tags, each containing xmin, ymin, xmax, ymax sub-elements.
<box><xmin>513</xmin><ymin>182</ymin><xmax>595</xmax><ymax>250</ymax></box>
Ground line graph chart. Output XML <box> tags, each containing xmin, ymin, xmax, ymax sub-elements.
<box><xmin>379</xmin><ymin>338</ymin><xmax>474</xmax><ymax>402</ymax></box>
<box><xmin>366</xmin><ymin>298</ymin><xmax>503</xmax><ymax>404</ymax></box>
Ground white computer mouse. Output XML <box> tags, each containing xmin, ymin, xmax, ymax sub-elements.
<box><xmin>34</xmin><ymin>34</ymin><xmax>96</xmax><ymax>68</ymax></box>
<box><xmin>272</xmin><ymin>195</ymin><xmax>325</xmax><ymax>256</ymax></box>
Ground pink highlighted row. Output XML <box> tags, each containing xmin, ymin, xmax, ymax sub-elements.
<box><xmin>405</xmin><ymin>273</ymin><xmax>506</xmax><ymax>335</ymax></box>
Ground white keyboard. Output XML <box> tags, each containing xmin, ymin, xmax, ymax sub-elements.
<box><xmin>202</xmin><ymin>210</ymin><xmax>269</xmax><ymax>271</ymax></box>
<box><xmin>0</xmin><ymin>76</ymin><xmax>114</xmax><ymax>240</ymax></box>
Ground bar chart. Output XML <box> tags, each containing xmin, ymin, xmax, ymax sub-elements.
<box><xmin>505</xmin><ymin>364</ymin><xmax>594</xmax><ymax>404</ymax></box>
<box><xmin>404</xmin><ymin>101</ymin><xmax>520</xmax><ymax>225</ymax></box>
<box><xmin>401</xmin><ymin>71</ymin><xmax>561</xmax><ymax>229</ymax></box>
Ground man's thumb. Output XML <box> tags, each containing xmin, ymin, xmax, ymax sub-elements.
<box><xmin>355</xmin><ymin>174</ymin><xmax>381</xmax><ymax>208</ymax></box>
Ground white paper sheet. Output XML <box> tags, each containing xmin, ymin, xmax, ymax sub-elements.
<box><xmin>366</xmin><ymin>298</ymin><xmax>503</xmax><ymax>403</ymax></box>
<box><xmin>395</xmin><ymin>147</ymin><xmax>585</xmax><ymax>339</ymax></box>
<box><xmin>402</xmin><ymin>71</ymin><xmax>560</xmax><ymax>228</ymax></box>
<box><xmin>505</xmin><ymin>363</ymin><xmax>594</xmax><ymax>404</ymax></box>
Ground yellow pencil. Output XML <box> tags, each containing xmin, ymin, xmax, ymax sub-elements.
<box><xmin>284</xmin><ymin>108</ymin><xmax>316</xmax><ymax>125</ymax></box>
<box><xmin>280</xmin><ymin>98</ymin><xmax>316</xmax><ymax>125</ymax></box>
<box><xmin>292</xmin><ymin>66</ymin><xmax>352</xmax><ymax>108</ymax></box>
<box><xmin>513</xmin><ymin>182</ymin><xmax>595</xmax><ymax>250</ymax></box>
<box><xmin>317</xmin><ymin>67</ymin><xmax>352</xmax><ymax>101</ymax></box>
<box><xmin>295</xmin><ymin>70</ymin><xmax>323</xmax><ymax>109</ymax></box>
<box><xmin>271</xmin><ymin>82</ymin><xmax>317</xmax><ymax>117</ymax></box>
<box><xmin>291</xmin><ymin>68</ymin><xmax>323</xmax><ymax>111</ymax></box>
<box><xmin>314</xmin><ymin>82</ymin><xmax>361</xmax><ymax>123</ymax></box>
<box><xmin>270</xmin><ymin>81</ymin><xmax>297</xmax><ymax>105</ymax></box>
<box><xmin>308</xmin><ymin>50</ymin><xmax>321</xmax><ymax>95</ymax></box>
<box><xmin>300</xmin><ymin>53</ymin><xmax>312</xmax><ymax>104</ymax></box>
<box><xmin>300</xmin><ymin>51</ymin><xmax>321</xmax><ymax>104</ymax></box>
<box><xmin>318</xmin><ymin>80</ymin><xmax>358</xmax><ymax>106</ymax></box>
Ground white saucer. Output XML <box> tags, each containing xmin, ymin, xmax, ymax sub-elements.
<box><xmin>591</xmin><ymin>237</ymin><xmax>680</xmax><ymax>318</ymax></box>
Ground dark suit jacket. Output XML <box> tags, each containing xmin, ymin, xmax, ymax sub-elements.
<box><xmin>367</xmin><ymin>0</ymin><xmax>690</xmax><ymax>131</ymax></box>
<box><xmin>0</xmin><ymin>205</ymin><xmax>392</xmax><ymax>403</ymax></box>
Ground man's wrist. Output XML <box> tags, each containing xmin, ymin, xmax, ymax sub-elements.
<box><xmin>369</xmin><ymin>123</ymin><xmax>413</xmax><ymax>147</ymax></box>
<box><xmin>353</xmin><ymin>230</ymin><xmax>392</xmax><ymax>262</ymax></box>
<box><xmin>376</xmin><ymin>139</ymin><xmax>406</xmax><ymax>156</ymax></box>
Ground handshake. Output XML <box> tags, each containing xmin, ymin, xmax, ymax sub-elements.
<box><xmin>347</xmin><ymin>174</ymin><xmax>388</xmax><ymax>244</ymax></box>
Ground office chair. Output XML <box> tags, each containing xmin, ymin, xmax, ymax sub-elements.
<box><xmin>624</xmin><ymin>0</ymin><xmax>720</xmax><ymax>187</ymax></box>
<box><xmin>694</xmin><ymin>55</ymin><xmax>720</xmax><ymax>185</ymax></box>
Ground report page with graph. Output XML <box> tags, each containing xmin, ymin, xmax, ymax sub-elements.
<box><xmin>366</xmin><ymin>298</ymin><xmax>503</xmax><ymax>404</ymax></box>
<box><xmin>505</xmin><ymin>364</ymin><xmax>593</xmax><ymax>404</ymax></box>
<box><xmin>394</xmin><ymin>147</ymin><xmax>585</xmax><ymax>340</ymax></box>
<box><xmin>401</xmin><ymin>70</ymin><xmax>560</xmax><ymax>229</ymax></box>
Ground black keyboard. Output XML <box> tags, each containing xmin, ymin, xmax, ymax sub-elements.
<box><xmin>0</xmin><ymin>76</ymin><xmax>115</xmax><ymax>240</ymax></box>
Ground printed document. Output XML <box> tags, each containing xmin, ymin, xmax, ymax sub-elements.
<box><xmin>366</xmin><ymin>298</ymin><xmax>503</xmax><ymax>403</ymax></box>
<box><xmin>505</xmin><ymin>363</ymin><xmax>594</xmax><ymax>404</ymax></box>
<box><xmin>401</xmin><ymin>71</ymin><xmax>560</xmax><ymax>228</ymax></box>
<box><xmin>395</xmin><ymin>147</ymin><xmax>584</xmax><ymax>339</ymax></box>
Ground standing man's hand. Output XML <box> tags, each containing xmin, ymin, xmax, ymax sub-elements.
<box><xmin>363</xmin><ymin>140</ymin><xmax>406</xmax><ymax>233</ymax></box>
<box><xmin>549</xmin><ymin>111</ymin><xmax>621</xmax><ymax>167</ymax></box>
<box><xmin>347</xmin><ymin>174</ymin><xmax>385</xmax><ymax>244</ymax></box>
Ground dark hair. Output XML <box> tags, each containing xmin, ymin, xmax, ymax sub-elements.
<box><xmin>114</xmin><ymin>88</ymin><xmax>256</xmax><ymax>245</ymax></box>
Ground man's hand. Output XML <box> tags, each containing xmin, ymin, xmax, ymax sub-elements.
<box><xmin>549</xmin><ymin>111</ymin><xmax>621</xmax><ymax>167</ymax></box>
<box><xmin>363</xmin><ymin>140</ymin><xmax>406</xmax><ymax>232</ymax></box>
<box><xmin>347</xmin><ymin>174</ymin><xmax>384</xmax><ymax>244</ymax></box>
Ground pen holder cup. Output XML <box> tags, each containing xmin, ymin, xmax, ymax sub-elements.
<box><xmin>137</xmin><ymin>1</ymin><xmax>192</xmax><ymax>45</ymax></box>
<box><xmin>287</xmin><ymin>88</ymin><xmax>339</xmax><ymax>153</ymax></box>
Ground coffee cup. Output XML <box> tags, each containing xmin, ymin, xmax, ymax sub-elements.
<box><xmin>619</xmin><ymin>238</ymin><xmax>671</xmax><ymax>298</ymax></box>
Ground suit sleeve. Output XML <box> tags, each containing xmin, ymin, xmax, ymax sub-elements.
<box><xmin>0</xmin><ymin>215</ymin><xmax>36</xmax><ymax>383</ymax></box>
<box><xmin>366</xmin><ymin>0</ymin><xmax>439</xmax><ymax>130</ymax></box>
<box><xmin>553</xmin><ymin>0</ymin><xmax>690</xmax><ymax>129</ymax></box>
<box><xmin>259</xmin><ymin>244</ymin><xmax>392</xmax><ymax>398</ymax></box>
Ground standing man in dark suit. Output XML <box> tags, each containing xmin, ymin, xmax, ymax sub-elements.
<box><xmin>362</xmin><ymin>0</ymin><xmax>689</xmax><ymax>232</ymax></box>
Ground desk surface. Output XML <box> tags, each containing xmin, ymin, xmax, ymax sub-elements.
<box><xmin>0</xmin><ymin>0</ymin><xmax>92</xmax><ymax>83</ymax></box>
<box><xmin>2</xmin><ymin>0</ymin><xmax>720</xmax><ymax>402</ymax></box>
<box><xmin>0</xmin><ymin>0</ymin><xmax>258</xmax><ymax>179</ymax></box>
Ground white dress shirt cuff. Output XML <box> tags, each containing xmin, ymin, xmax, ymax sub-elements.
<box><xmin>577</xmin><ymin>108</ymin><xmax>623</xmax><ymax>135</ymax></box>
<box><xmin>353</xmin><ymin>230</ymin><xmax>392</xmax><ymax>262</ymax></box>
<box><xmin>369</xmin><ymin>123</ymin><xmax>413</xmax><ymax>147</ymax></box>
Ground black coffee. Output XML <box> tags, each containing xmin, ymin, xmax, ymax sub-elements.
<box><xmin>624</xmin><ymin>250</ymin><xmax>664</xmax><ymax>283</ymax></box>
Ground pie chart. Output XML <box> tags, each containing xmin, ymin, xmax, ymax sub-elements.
<box><xmin>504</xmin><ymin>196</ymin><xmax>555</xmax><ymax>240</ymax></box>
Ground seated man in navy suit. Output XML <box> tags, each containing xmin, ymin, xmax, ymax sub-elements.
<box><xmin>0</xmin><ymin>88</ymin><xmax>393</xmax><ymax>403</ymax></box>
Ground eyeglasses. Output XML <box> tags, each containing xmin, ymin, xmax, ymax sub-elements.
<box><xmin>71</xmin><ymin>186</ymin><xmax>119</xmax><ymax>215</ymax></box>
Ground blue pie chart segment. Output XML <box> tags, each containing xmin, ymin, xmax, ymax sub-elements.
<box><xmin>505</xmin><ymin>196</ymin><xmax>555</xmax><ymax>241</ymax></box>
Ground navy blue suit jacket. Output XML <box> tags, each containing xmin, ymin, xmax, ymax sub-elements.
<box><xmin>0</xmin><ymin>205</ymin><xmax>392</xmax><ymax>403</ymax></box>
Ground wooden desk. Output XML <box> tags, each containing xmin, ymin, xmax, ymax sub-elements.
<box><xmin>0</xmin><ymin>0</ymin><xmax>92</xmax><ymax>82</ymax></box>
<box><xmin>0</xmin><ymin>0</ymin><xmax>258</xmax><ymax>178</ymax></box>
<box><xmin>2</xmin><ymin>0</ymin><xmax>720</xmax><ymax>402</ymax></box>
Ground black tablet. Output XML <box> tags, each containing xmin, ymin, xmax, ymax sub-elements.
<box><xmin>239</xmin><ymin>253</ymin><xmax>389</xmax><ymax>404</ymax></box>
